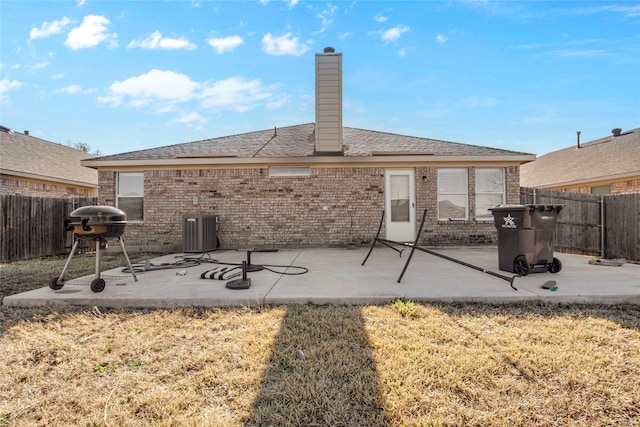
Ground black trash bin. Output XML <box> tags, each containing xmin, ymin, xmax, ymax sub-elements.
<box><xmin>488</xmin><ymin>204</ymin><xmax>563</xmax><ymax>276</ymax></box>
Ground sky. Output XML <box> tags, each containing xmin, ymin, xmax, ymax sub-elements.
<box><xmin>1</xmin><ymin>1</ymin><xmax>639</xmax><ymax>157</ymax></box>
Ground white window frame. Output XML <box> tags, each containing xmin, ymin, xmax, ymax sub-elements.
<box><xmin>437</xmin><ymin>168</ymin><xmax>468</xmax><ymax>220</ymax></box>
<box><xmin>475</xmin><ymin>168</ymin><xmax>505</xmax><ymax>221</ymax></box>
<box><xmin>116</xmin><ymin>172</ymin><xmax>144</xmax><ymax>222</ymax></box>
<box><xmin>268</xmin><ymin>166</ymin><xmax>310</xmax><ymax>177</ymax></box>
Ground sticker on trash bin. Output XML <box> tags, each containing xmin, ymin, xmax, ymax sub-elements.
<box><xmin>502</xmin><ymin>214</ymin><xmax>517</xmax><ymax>228</ymax></box>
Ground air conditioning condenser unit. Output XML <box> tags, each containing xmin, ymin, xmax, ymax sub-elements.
<box><xmin>183</xmin><ymin>214</ymin><xmax>218</xmax><ymax>253</ymax></box>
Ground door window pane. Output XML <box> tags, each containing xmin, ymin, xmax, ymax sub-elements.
<box><xmin>390</xmin><ymin>175</ymin><xmax>410</xmax><ymax>222</ymax></box>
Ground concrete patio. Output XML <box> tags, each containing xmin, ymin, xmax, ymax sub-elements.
<box><xmin>4</xmin><ymin>246</ymin><xmax>639</xmax><ymax>308</ymax></box>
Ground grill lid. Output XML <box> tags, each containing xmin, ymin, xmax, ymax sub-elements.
<box><xmin>69</xmin><ymin>205</ymin><xmax>127</xmax><ymax>223</ymax></box>
<box><xmin>66</xmin><ymin>205</ymin><xmax>127</xmax><ymax>239</ymax></box>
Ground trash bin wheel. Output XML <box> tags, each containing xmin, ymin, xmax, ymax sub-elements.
<box><xmin>49</xmin><ymin>276</ymin><xmax>64</xmax><ymax>290</ymax></box>
<box><xmin>549</xmin><ymin>257</ymin><xmax>562</xmax><ymax>274</ymax></box>
<box><xmin>514</xmin><ymin>255</ymin><xmax>530</xmax><ymax>276</ymax></box>
<box><xmin>90</xmin><ymin>278</ymin><xmax>106</xmax><ymax>293</ymax></box>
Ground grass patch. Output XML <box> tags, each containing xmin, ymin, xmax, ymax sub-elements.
<box><xmin>0</xmin><ymin>251</ymin><xmax>156</xmax><ymax>300</ymax></box>
<box><xmin>1</xmin><ymin>256</ymin><xmax>639</xmax><ymax>425</ymax></box>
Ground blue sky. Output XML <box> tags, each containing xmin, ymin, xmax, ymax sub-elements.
<box><xmin>1</xmin><ymin>1</ymin><xmax>639</xmax><ymax>156</ymax></box>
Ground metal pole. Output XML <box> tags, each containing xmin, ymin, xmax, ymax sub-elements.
<box><xmin>95</xmin><ymin>238</ymin><xmax>101</xmax><ymax>280</ymax></box>
<box><xmin>118</xmin><ymin>237</ymin><xmax>138</xmax><ymax>282</ymax></box>
<box><xmin>362</xmin><ymin>210</ymin><xmax>385</xmax><ymax>265</ymax></box>
<box><xmin>397</xmin><ymin>209</ymin><xmax>428</xmax><ymax>283</ymax></box>
<box><xmin>58</xmin><ymin>240</ymin><xmax>79</xmax><ymax>283</ymax></box>
<box><xmin>600</xmin><ymin>195</ymin><xmax>605</xmax><ymax>259</ymax></box>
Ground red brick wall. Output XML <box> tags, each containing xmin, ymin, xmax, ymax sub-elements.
<box><xmin>99</xmin><ymin>166</ymin><xmax>520</xmax><ymax>252</ymax></box>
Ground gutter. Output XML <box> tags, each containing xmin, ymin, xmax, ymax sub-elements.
<box><xmin>82</xmin><ymin>154</ymin><xmax>536</xmax><ymax>169</ymax></box>
<box><xmin>0</xmin><ymin>168</ymin><xmax>98</xmax><ymax>188</ymax></box>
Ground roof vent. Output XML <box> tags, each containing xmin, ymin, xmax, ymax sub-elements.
<box><xmin>612</xmin><ymin>128</ymin><xmax>622</xmax><ymax>137</ymax></box>
<box><xmin>324</xmin><ymin>46</ymin><xmax>335</xmax><ymax>53</ymax></box>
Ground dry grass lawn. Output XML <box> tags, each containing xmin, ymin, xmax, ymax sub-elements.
<box><xmin>1</xmin><ymin>256</ymin><xmax>639</xmax><ymax>426</ymax></box>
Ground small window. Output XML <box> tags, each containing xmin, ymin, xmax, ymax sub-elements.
<box><xmin>117</xmin><ymin>172</ymin><xmax>144</xmax><ymax>221</ymax></box>
<box><xmin>475</xmin><ymin>168</ymin><xmax>505</xmax><ymax>221</ymax></box>
<box><xmin>269</xmin><ymin>166</ymin><xmax>310</xmax><ymax>177</ymax></box>
<box><xmin>438</xmin><ymin>168</ymin><xmax>468</xmax><ymax>220</ymax></box>
<box><xmin>590</xmin><ymin>185</ymin><xmax>610</xmax><ymax>195</ymax></box>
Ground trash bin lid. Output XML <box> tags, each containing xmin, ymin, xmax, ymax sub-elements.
<box><xmin>488</xmin><ymin>204</ymin><xmax>527</xmax><ymax>212</ymax></box>
<box><xmin>489</xmin><ymin>204</ymin><xmax>564</xmax><ymax>212</ymax></box>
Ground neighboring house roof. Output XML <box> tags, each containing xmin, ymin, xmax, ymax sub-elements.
<box><xmin>520</xmin><ymin>128</ymin><xmax>640</xmax><ymax>188</ymax></box>
<box><xmin>85</xmin><ymin>123</ymin><xmax>534</xmax><ymax>166</ymax></box>
<box><xmin>0</xmin><ymin>128</ymin><xmax>98</xmax><ymax>187</ymax></box>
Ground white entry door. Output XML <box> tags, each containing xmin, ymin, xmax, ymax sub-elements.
<box><xmin>384</xmin><ymin>169</ymin><xmax>416</xmax><ymax>242</ymax></box>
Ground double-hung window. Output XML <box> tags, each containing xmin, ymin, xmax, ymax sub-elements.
<box><xmin>475</xmin><ymin>168</ymin><xmax>505</xmax><ymax>220</ymax></box>
<box><xmin>437</xmin><ymin>168</ymin><xmax>468</xmax><ymax>220</ymax></box>
<box><xmin>117</xmin><ymin>172</ymin><xmax>144</xmax><ymax>221</ymax></box>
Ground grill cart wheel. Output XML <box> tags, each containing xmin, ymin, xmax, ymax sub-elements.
<box><xmin>549</xmin><ymin>257</ymin><xmax>562</xmax><ymax>273</ymax></box>
<box><xmin>514</xmin><ymin>255</ymin><xmax>530</xmax><ymax>276</ymax></box>
<box><xmin>49</xmin><ymin>276</ymin><xmax>64</xmax><ymax>290</ymax></box>
<box><xmin>90</xmin><ymin>278</ymin><xmax>106</xmax><ymax>293</ymax></box>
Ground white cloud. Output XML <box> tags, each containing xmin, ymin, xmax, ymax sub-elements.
<box><xmin>127</xmin><ymin>31</ymin><xmax>196</xmax><ymax>50</ymax></box>
<box><xmin>54</xmin><ymin>84</ymin><xmax>82</xmax><ymax>94</ymax></box>
<box><xmin>436</xmin><ymin>34</ymin><xmax>449</xmax><ymax>43</ymax></box>
<box><xmin>200</xmin><ymin>76</ymin><xmax>273</xmax><ymax>112</ymax></box>
<box><xmin>65</xmin><ymin>15</ymin><xmax>117</xmax><ymax>50</ymax></box>
<box><xmin>374</xmin><ymin>14</ymin><xmax>388</xmax><ymax>23</ymax></box>
<box><xmin>266</xmin><ymin>94</ymin><xmax>289</xmax><ymax>109</ymax></box>
<box><xmin>398</xmin><ymin>47</ymin><xmax>414</xmax><ymax>57</ymax></box>
<box><xmin>52</xmin><ymin>73</ymin><xmax>65</xmax><ymax>79</ymax></box>
<box><xmin>98</xmin><ymin>69</ymin><xmax>200</xmax><ymax>107</ymax></box>
<box><xmin>98</xmin><ymin>70</ymin><xmax>285</xmax><ymax>115</ymax></box>
<box><xmin>549</xmin><ymin>49</ymin><xmax>611</xmax><ymax>58</ymax></box>
<box><xmin>175</xmin><ymin>111</ymin><xmax>207</xmax><ymax>124</ymax></box>
<box><xmin>206</xmin><ymin>35</ymin><xmax>244</xmax><ymax>53</ymax></box>
<box><xmin>0</xmin><ymin>78</ymin><xmax>24</xmax><ymax>94</ymax></box>
<box><xmin>77</xmin><ymin>0</ymin><xmax>86</xmax><ymax>6</ymax></box>
<box><xmin>29</xmin><ymin>17</ymin><xmax>73</xmax><ymax>41</ymax></box>
<box><xmin>285</xmin><ymin>0</ymin><xmax>299</xmax><ymax>10</ymax></box>
<box><xmin>315</xmin><ymin>4</ymin><xmax>338</xmax><ymax>34</ymax></box>
<box><xmin>381</xmin><ymin>25</ymin><xmax>410</xmax><ymax>43</ymax></box>
<box><xmin>31</xmin><ymin>62</ymin><xmax>50</xmax><ymax>71</ymax></box>
<box><xmin>262</xmin><ymin>33</ymin><xmax>310</xmax><ymax>56</ymax></box>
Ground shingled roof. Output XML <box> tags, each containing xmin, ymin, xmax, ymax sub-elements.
<box><xmin>520</xmin><ymin>128</ymin><xmax>640</xmax><ymax>188</ymax></box>
<box><xmin>0</xmin><ymin>128</ymin><xmax>98</xmax><ymax>187</ymax></box>
<box><xmin>89</xmin><ymin>123</ymin><xmax>532</xmax><ymax>162</ymax></box>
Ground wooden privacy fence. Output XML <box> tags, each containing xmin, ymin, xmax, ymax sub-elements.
<box><xmin>521</xmin><ymin>187</ymin><xmax>640</xmax><ymax>262</ymax></box>
<box><xmin>1</xmin><ymin>195</ymin><xmax>96</xmax><ymax>263</ymax></box>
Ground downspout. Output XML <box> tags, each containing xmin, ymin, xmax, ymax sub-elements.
<box><xmin>600</xmin><ymin>195</ymin><xmax>605</xmax><ymax>259</ymax></box>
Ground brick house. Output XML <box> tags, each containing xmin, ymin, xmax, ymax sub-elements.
<box><xmin>1</xmin><ymin>126</ymin><xmax>98</xmax><ymax>198</ymax></box>
<box><xmin>520</xmin><ymin>127</ymin><xmax>640</xmax><ymax>195</ymax></box>
<box><xmin>83</xmin><ymin>48</ymin><xmax>534</xmax><ymax>252</ymax></box>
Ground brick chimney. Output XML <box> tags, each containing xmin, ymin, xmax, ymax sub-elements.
<box><xmin>314</xmin><ymin>47</ymin><xmax>343</xmax><ymax>154</ymax></box>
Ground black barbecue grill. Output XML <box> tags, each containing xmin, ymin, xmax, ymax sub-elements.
<box><xmin>50</xmin><ymin>205</ymin><xmax>137</xmax><ymax>292</ymax></box>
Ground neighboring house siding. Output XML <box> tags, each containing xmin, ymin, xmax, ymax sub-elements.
<box><xmin>1</xmin><ymin>175</ymin><xmax>97</xmax><ymax>198</ymax></box>
<box><xmin>98</xmin><ymin>165</ymin><xmax>520</xmax><ymax>252</ymax></box>
<box><xmin>547</xmin><ymin>177</ymin><xmax>640</xmax><ymax>195</ymax></box>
